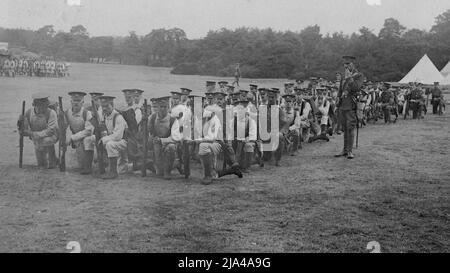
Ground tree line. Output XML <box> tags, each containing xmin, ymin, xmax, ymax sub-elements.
<box><xmin>1</xmin><ymin>9</ymin><xmax>450</xmax><ymax>81</ymax></box>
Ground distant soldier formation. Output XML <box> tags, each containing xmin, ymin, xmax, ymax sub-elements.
<box><xmin>17</xmin><ymin>55</ymin><xmax>447</xmax><ymax>184</ymax></box>
<box><xmin>0</xmin><ymin>56</ymin><xmax>69</xmax><ymax>78</ymax></box>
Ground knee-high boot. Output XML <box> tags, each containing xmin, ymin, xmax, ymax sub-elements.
<box><xmin>163</xmin><ymin>152</ymin><xmax>175</xmax><ymax>180</ymax></box>
<box><xmin>241</xmin><ymin>152</ymin><xmax>253</xmax><ymax>172</ymax></box>
<box><xmin>102</xmin><ymin>157</ymin><xmax>118</xmax><ymax>179</ymax></box>
<box><xmin>200</xmin><ymin>154</ymin><xmax>213</xmax><ymax>185</ymax></box>
<box><xmin>81</xmin><ymin>150</ymin><xmax>94</xmax><ymax>175</ymax></box>
<box><xmin>35</xmin><ymin>148</ymin><xmax>48</xmax><ymax>168</ymax></box>
<box><xmin>347</xmin><ymin>128</ymin><xmax>355</xmax><ymax>156</ymax></box>
<box><xmin>319</xmin><ymin>124</ymin><xmax>330</xmax><ymax>142</ymax></box>
<box><xmin>47</xmin><ymin>145</ymin><xmax>57</xmax><ymax>169</ymax></box>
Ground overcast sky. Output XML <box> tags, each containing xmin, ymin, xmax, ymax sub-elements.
<box><xmin>2</xmin><ymin>0</ymin><xmax>450</xmax><ymax>38</ymax></box>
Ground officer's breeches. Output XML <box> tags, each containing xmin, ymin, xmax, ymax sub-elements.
<box><xmin>340</xmin><ymin>110</ymin><xmax>357</xmax><ymax>153</ymax></box>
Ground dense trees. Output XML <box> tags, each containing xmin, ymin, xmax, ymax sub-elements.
<box><xmin>1</xmin><ymin>9</ymin><xmax>450</xmax><ymax>81</ymax></box>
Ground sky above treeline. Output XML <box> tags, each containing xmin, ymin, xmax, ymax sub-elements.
<box><xmin>2</xmin><ymin>0</ymin><xmax>450</xmax><ymax>38</ymax></box>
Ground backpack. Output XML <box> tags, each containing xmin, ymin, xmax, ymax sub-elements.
<box><xmin>64</xmin><ymin>108</ymin><xmax>88</xmax><ymax>134</ymax></box>
<box><xmin>148</xmin><ymin>113</ymin><xmax>176</xmax><ymax>138</ymax></box>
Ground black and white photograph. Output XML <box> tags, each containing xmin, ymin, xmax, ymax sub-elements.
<box><xmin>0</xmin><ymin>0</ymin><xmax>449</xmax><ymax>256</ymax></box>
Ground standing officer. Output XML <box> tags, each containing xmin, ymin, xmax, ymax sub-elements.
<box><xmin>431</xmin><ymin>82</ymin><xmax>443</xmax><ymax>115</ymax></box>
<box><xmin>335</xmin><ymin>55</ymin><xmax>364</xmax><ymax>160</ymax></box>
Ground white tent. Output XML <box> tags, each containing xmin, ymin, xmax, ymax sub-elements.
<box><xmin>441</xmin><ymin>73</ymin><xmax>450</xmax><ymax>85</ymax></box>
<box><xmin>440</xmin><ymin>60</ymin><xmax>450</xmax><ymax>78</ymax></box>
<box><xmin>399</xmin><ymin>54</ymin><xmax>444</xmax><ymax>85</ymax></box>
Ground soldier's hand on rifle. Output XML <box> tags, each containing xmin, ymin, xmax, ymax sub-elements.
<box><xmin>66</xmin><ymin>137</ymin><xmax>72</xmax><ymax>147</ymax></box>
<box><xmin>152</xmin><ymin>137</ymin><xmax>161</xmax><ymax>144</ymax></box>
<box><xmin>21</xmin><ymin>129</ymin><xmax>31</xmax><ymax>137</ymax></box>
<box><xmin>98</xmin><ymin>137</ymin><xmax>107</xmax><ymax>146</ymax></box>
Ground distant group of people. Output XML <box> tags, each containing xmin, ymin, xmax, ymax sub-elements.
<box><xmin>17</xmin><ymin>55</ymin><xmax>447</xmax><ymax>185</ymax></box>
<box><xmin>0</xmin><ymin>57</ymin><xmax>69</xmax><ymax>78</ymax></box>
<box><xmin>356</xmin><ymin>81</ymin><xmax>446</xmax><ymax>127</ymax></box>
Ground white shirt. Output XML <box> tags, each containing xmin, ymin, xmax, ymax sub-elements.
<box><xmin>203</xmin><ymin>115</ymin><xmax>221</xmax><ymax>141</ymax></box>
<box><xmin>232</xmin><ymin>116</ymin><xmax>257</xmax><ymax>141</ymax></box>
<box><xmin>299</xmin><ymin>100</ymin><xmax>312</xmax><ymax>121</ymax></box>
<box><xmin>102</xmin><ymin>110</ymin><xmax>127</xmax><ymax>144</ymax></box>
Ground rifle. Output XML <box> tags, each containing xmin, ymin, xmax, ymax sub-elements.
<box><xmin>91</xmin><ymin>100</ymin><xmax>106</xmax><ymax>174</ymax></box>
<box><xmin>57</xmin><ymin>97</ymin><xmax>66</xmax><ymax>172</ymax></box>
<box><xmin>141</xmin><ymin>99</ymin><xmax>149</xmax><ymax>177</ymax></box>
<box><xmin>19</xmin><ymin>101</ymin><xmax>25</xmax><ymax>168</ymax></box>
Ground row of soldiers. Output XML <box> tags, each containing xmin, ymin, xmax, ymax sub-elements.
<box><xmin>355</xmin><ymin>81</ymin><xmax>446</xmax><ymax>126</ymax></box>
<box><xmin>17</xmin><ymin>78</ymin><xmax>345</xmax><ymax>184</ymax></box>
<box><xmin>0</xmin><ymin>57</ymin><xmax>69</xmax><ymax>78</ymax></box>
<box><xmin>20</xmin><ymin>55</ymin><xmax>440</xmax><ymax>184</ymax></box>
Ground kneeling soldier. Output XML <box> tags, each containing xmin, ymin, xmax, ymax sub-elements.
<box><xmin>280</xmin><ymin>94</ymin><xmax>301</xmax><ymax>155</ymax></box>
<box><xmin>98</xmin><ymin>96</ymin><xmax>128</xmax><ymax>179</ymax></box>
<box><xmin>232</xmin><ymin>97</ymin><xmax>257</xmax><ymax>172</ymax></box>
<box><xmin>20</xmin><ymin>92</ymin><xmax>59</xmax><ymax>168</ymax></box>
<box><xmin>148</xmin><ymin>96</ymin><xmax>179</xmax><ymax>180</ymax></box>
<box><xmin>64</xmin><ymin>91</ymin><xmax>95</xmax><ymax>174</ymax></box>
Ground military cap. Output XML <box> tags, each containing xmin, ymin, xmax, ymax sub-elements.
<box><xmin>134</xmin><ymin>89</ymin><xmax>144</xmax><ymax>94</ymax></box>
<box><xmin>188</xmin><ymin>94</ymin><xmax>205</xmax><ymax>100</ymax></box>
<box><xmin>154</xmin><ymin>96</ymin><xmax>171</xmax><ymax>104</ymax></box>
<box><xmin>180</xmin><ymin>88</ymin><xmax>192</xmax><ymax>95</ymax></box>
<box><xmin>270</xmin><ymin>88</ymin><xmax>280</xmax><ymax>94</ymax></box>
<box><xmin>284</xmin><ymin>82</ymin><xmax>294</xmax><ymax>86</ymax></box>
<box><xmin>213</xmin><ymin>90</ymin><xmax>227</xmax><ymax>97</ymax></box>
<box><xmin>122</xmin><ymin>89</ymin><xmax>135</xmax><ymax>94</ymax></box>
<box><xmin>68</xmin><ymin>91</ymin><xmax>87</xmax><ymax>96</ymax></box>
<box><xmin>206</xmin><ymin>81</ymin><xmax>216</xmax><ymax>87</ymax></box>
<box><xmin>32</xmin><ymin>92</ymin><xmax>50</xmax><ymax>100</ymax></box>
<box><xmin>218</xmin><ymin>81</ymin><xmax>228</xmax><ymax>85</ymax></box>
<box><xmin>170</xmin><ymin>91</ymin><xmax>182</xmax><ymax>96</ymax></box>
<box><xmin>282</xmin><ymin>94</ymin><xmax>296</xmax><ymax>100</ymax></box>
<box><xmin>99</xmin><ymin>95</ymin><xmax>116</xmax><ymax>102</ymax></box>
<box><xmin>249</xmin><ymin>84</ymin><xmax>258</xmax><ymax>88</ymax></box>
<box><xmin>68</xmin><ymin>91</ymin><xmax>87</xmax><ymax>100</ymax></box>
<box><xmin>343</xmin><ymin>55</ymin><xmax>356</xmax><ymax>63</ymax></box>
<box><xmin>89</xmin><ymin>92</ymin><xmax>104</xmax><ymax>97</ymax></box>
<box><xmin>236</xmin><ymin>98</ymin><xmax>249</xmax><ymax>104</ymax></box>
<box><xmin>227</xmin><ymin>85</ymin><xmax>235</xmax><ymax>91</ymax></box>
<box><xmin>239</xmin><ymin>90</ymin><xmax>249</xmax><ymax>94</ymax></box>
<box><xmin>434</xmin><ymin>82</ymin><xmax>439</xmax><ymax>84</ymax></box>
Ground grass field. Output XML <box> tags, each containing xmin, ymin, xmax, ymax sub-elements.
<box><xmin>0</xmin><ymin>63</ymin><xmax>449</xmax><ymax>253</ymax></box>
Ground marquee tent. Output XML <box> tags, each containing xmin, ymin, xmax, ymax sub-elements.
<box><xmin>399</xmin><ymin>54</ymin><xmax>444</xmax><ymax>85</ymax></box>
<box><xmin>440</xmin><ymin>60</ymin><xmax>450</xmax><ymax>78</ymax></box>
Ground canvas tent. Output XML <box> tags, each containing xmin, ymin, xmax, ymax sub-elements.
<box><xmin>440</xmin><ymin>60</ymin><xmax>450</xmax><ymax>78</ymax></box>
<box><xmin>399</xmin><ymin>54</ymin><xmax>444</xmax><ymax>85</ymax></box>
<box><xmin>441</xmin><ymin>73</ymin><xmax>450</xmax><ymax>86</ymax></box>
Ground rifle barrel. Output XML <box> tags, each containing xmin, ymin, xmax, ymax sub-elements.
<box><xmin>19</xmin><ymin>101</ymin><xmax>25</xmax><ymax>168</ymax></box>
<box><xmin>141</xmin><ymin>99</ymin><xmax>148</xmax><ymax>177</ymax></box>
<box><xmin>58</xmin><ymin>96</ymin><xmax>66</xmax><ymax>172</ymax></box>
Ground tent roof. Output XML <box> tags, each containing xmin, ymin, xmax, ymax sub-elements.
<box><xmin>399</xmin><ymin>54</ymin><xmax>444</xmax><ymax>85</ymax></box>
<box><xmin>441</xmin><ymin>60</ymin><xmax>450</xmax><ymax>78</ymax></box>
